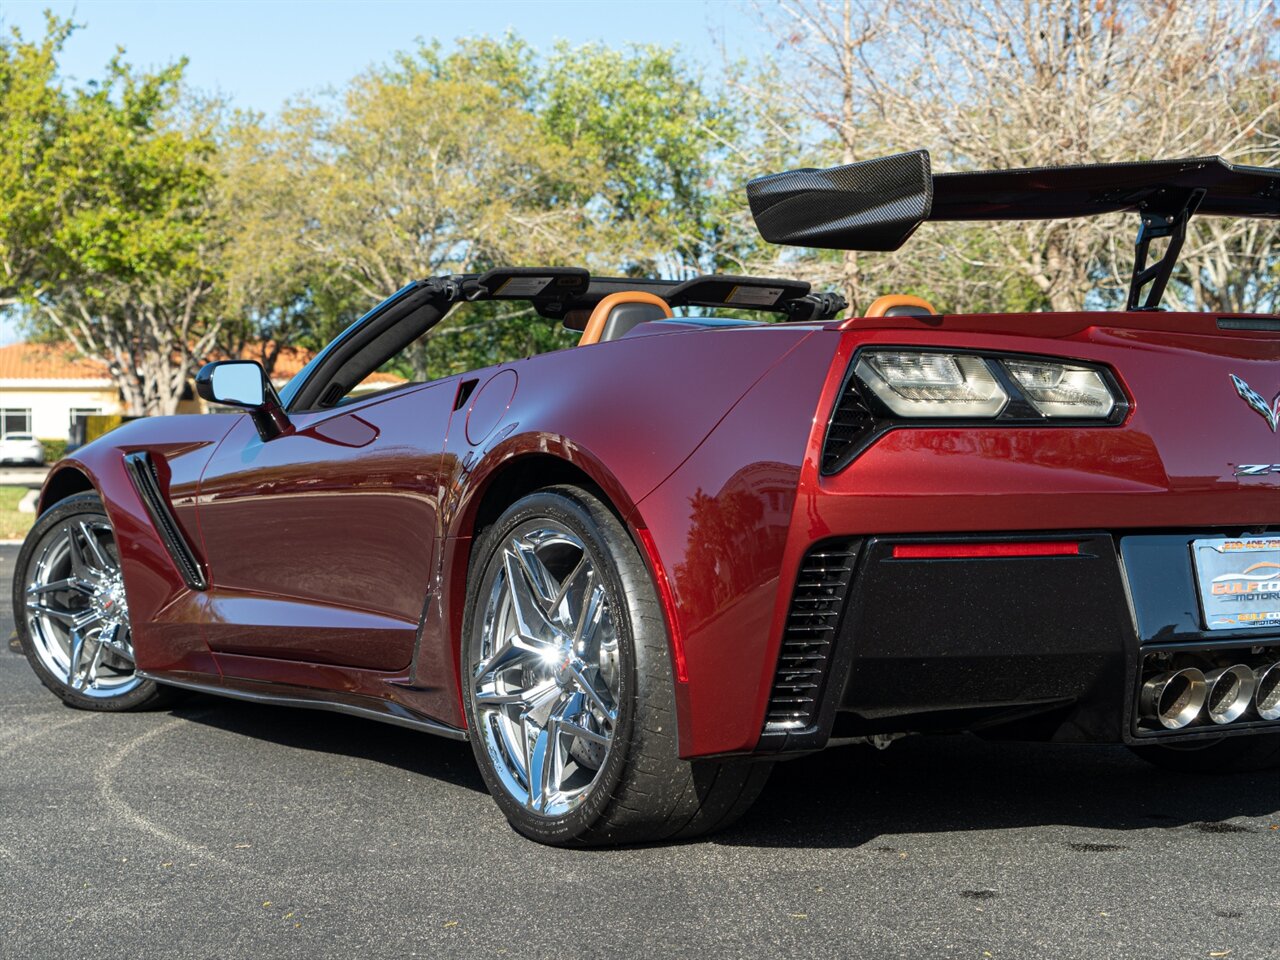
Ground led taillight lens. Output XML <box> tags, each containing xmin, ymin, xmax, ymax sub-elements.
<box><xmin>854</xmin><ymin>352</ymin><xmax>1008</xmax><ymax>418</ymax></box>
<box><xmin>852</xmin><ymin>350</ymin><xmax>1120</xmax><ymax>421</ymax></box>
<box><xmin>1002</xmin><ymin>359</ymin><xmax>1115</xmax><ymax>418</ymax></box>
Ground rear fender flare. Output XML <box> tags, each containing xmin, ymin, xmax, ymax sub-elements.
<box><xmin>438</xmin><ymin>432</ymin><xmax>684</xmax><ymax>731</ymax></box>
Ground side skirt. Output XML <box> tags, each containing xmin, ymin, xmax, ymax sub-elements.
<box><xmin>138</xmin><ymin>671</ymin><xmax>468</xmax><ymax>741</ymax></box>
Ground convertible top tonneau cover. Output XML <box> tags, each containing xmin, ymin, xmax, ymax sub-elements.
<box><xmin>747</xmin><ymin>150</ymin><xmax>1280</xmax><ymax>253</ymax></box>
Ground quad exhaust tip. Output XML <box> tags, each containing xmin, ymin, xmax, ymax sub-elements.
<box><xmin>1140</xmin><ymin>668</ymin><xmax>1207</xmax><ymax>730</ymax></box>
<box><xmin>1256</xmin><ymin>662</ymin><xmax>1280</xmax><ymax>722</ymax></box>
<box><xmin>1204</xmin><ymin>665</ymin><xmax>1256</xmax><ymax>725</ymax></box>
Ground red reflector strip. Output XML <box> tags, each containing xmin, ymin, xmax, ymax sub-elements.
<box><xmin>892</xmin><ymin>541</ymin><xmax>1080</xmax><ymax>559</ymax></box>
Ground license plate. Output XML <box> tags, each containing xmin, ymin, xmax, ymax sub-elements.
<box><xmin>1192</xmin><ymin>536</ymin><xmax>1280</xmax><ymax>631</ymax></box>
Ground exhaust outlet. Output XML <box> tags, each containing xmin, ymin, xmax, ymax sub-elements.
<box><xmin>1204</xmin><ymin>665</ymin><xmax>1256</xmax><ymax>725</ymax></box>
<box><xmin>1255</xmin><ymin>662</ymin><xmax>1280</xmax><ymax>721</ymax></box>
<box><xmin>1140</xmin><ymin>668</ymin><xmax>1207</xmax><ymax>729</ymax></box>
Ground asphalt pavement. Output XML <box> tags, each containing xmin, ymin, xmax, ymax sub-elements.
<box><xmin>1</xmin><ymin>541</ymin><xmax>1277</xmax><ymax>959</ymax></box>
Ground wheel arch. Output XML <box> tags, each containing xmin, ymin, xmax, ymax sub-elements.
<box><xmin>464</xmin><ymin>452</ymin><xmax>619</xmax><ymax>543</ymax></box>
<box><xmin>439</xmin><ymin>438</ymin><xmax>689</xmax><ymax>741</ymax></box>
<box><xmin>39</xmin><ymin>463</ymin><xmax>98</xmax><ymax>514</ymax></box>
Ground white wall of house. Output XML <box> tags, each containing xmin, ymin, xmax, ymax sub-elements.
<box><xmin>0</xmin><ymin>380</ymin><xmax>122</xmax><ymax>440</ymax></box>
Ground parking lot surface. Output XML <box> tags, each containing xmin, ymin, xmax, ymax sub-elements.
<box><xmin>1</xmin><ymin>542</ymin><xmax>1277</xmax><ymax>959</ymax></box>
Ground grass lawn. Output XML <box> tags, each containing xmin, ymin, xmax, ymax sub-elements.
<box><xmin>0</xmin><ymin>486</ymin><xmax>35</xmax><ymax>540</ymax></box>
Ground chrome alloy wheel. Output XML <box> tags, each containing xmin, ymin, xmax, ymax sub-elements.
<box><xmin>471</xmin><ymin>523</ymin><xmax>621</xmax><ymax>818</ymax></box>
<box><xmin>24</xmin><ymin>516</ymin><xmax>140</xmax><ymax>699</ymax></box>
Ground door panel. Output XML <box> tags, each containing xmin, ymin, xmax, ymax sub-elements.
<box><xmin>195</xmin><ymin>381</ymin><xmax>456</xmax><ymax>671</ymax></box>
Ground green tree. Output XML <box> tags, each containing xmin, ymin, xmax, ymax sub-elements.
<box><xmin>1</xmin><ymin>17</ymin><xmax>225</xmax><ymax>416</ymax></box>
<box><xmin>214</xmin><ymin>114</ymin><xmax>361</xmax><ymax>374</ymax></box>
<box><xmin>542</xmin><ymin>42</ymin><xmax>738</xmax><ymax>276</ymax></box>
<box><xmin>0</xmin><ymin>15</ymin><xmax>70</xmax><ymax>307</ymax></box>
<box><xmin>41</xmin><ymin>56</ymin><xmax>222</xmax><ymax>415</ymax></box>
<box><xmin>265</xmin><ymin>37</ymin><xmax>602</xmax><ymax>378</ymax></box>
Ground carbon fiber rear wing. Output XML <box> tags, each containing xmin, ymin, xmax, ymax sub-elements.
<box><xmin>747</xmin><ymin>151</ymin><xmax>1280</xmax><ymax>310</ymax></box>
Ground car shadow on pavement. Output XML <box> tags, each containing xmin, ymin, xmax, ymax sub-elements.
<box><xmin>716</xmin><ymin>733</ymin><xmax>1280</xmax><ymax>849</ymax></box>
<box><xmin>165</xmin><ymin>695</ymin><xmax>1276</xmax><ymax>848</ymax></box>
<box><xmin>170</xmin><ymin>694</ymin><xmax>487</xmax><ymax>794</ymax></box>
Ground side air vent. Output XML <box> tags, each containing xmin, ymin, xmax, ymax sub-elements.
<box><xmin>123</xmin><ymin>451</ymin><xmax>208</xmax><ymax>591</ymax></box>
<box><xmin>764</xmin><ymin>540</ymin><xmax>860</xmax><ymax>732</ymax></box>
<box><xmin>821</xmin><ymin>375</ymin><xmax>874</xmax><ymax>474</ymax></box>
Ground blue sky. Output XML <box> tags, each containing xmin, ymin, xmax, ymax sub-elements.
<box><xmin>0</xmin><ymin>0</ymin><xmax>767</xmax><ymax>115</ymax></box>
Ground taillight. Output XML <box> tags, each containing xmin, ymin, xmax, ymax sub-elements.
<box><xmin>853</xmin><ymin>350</ymin><xmax>1120</xmax><ymax>421</ymax></box>
<box><xmin>821</xmin><ymin>348</ymin><xmax>1128</xmax><ymax>474</ymax></box>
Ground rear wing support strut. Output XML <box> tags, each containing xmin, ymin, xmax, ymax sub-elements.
<box><xmin>1126</xmin><ymin>189</ymin><xmax>1205</xmax><ymax>311</ymax></box>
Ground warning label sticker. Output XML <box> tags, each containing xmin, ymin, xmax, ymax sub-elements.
<box><xmin>495</xmin><ymin>276</ymin><xmax>554</xmax><ymax>297</ymax></box>
<box><xmin>725</xmin><ymin>285</ymin><xmax>785</xmax><ymax>306</ymax></box>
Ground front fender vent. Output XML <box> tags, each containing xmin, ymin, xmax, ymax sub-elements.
<box><xmin>123</xmin><ymin>451</ymin><xmax>208</xmax><ymax>591</ymax></box>
<box><xmin>764</xmin><ymin>539</ymin><xmax>859</xmax><ymax>732</ymax></box>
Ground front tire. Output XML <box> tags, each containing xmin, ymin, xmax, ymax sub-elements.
<box><xmin>14</xmin><ymin>492</ymin><xmax>174</xmax><ymax>711</ymax></box>
<box><xmin>461</xmin><ymin>485</ymin><xmax>771</xmax><ymax>846</ymax></box>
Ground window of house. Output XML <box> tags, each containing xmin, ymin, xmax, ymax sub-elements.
<box><xmin>69</xmin><ymin>408</ymin><xmax>101</xmax><ymax>433</ymax></box>
<box><xmin>0</xmin><ymin>408</ymin><xmax>32</xmax><ymax>436</ymax></box>
<box><xmin>68</xmin><ymin>407</ymin><xmax>102</xmax><ymax>446</ymax></box>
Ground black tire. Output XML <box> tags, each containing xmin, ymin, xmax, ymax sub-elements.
<box><xmin>461</xmin><ymin>485</ymin><xmax>772</xmax><ymax>846</ymax></box>
<box><xmin>1129</xmin><ymin>733</ymin><xmax>1280</xmax><ymax>773</ymax></box>
<box><xmin>14</xmin><ymin>492</ymin><xmax>177</xmax><ymax>712</ymax></box>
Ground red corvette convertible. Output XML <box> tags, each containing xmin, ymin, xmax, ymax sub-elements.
<box><xmin>14</xmin><ymin>151</ymin><xmax>1280</xmax><ymax>845</ymax></box>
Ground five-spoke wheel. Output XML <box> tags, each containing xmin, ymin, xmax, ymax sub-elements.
<box><xmin>14</xmin><ymin>493</ymin><xmax>171</xmax><ymax>711</ymax></box>
<box><xmin>471</xmin><ymin>522</ymin><xmax>621</xmax><ymax>816</ymax></box>
<box><xmin>462</xmin><ymin>485</ymin><xmax>772</xmax><ymax>846</ymax></box>
<box><xmin>26</xmin><ymin>515</ymin><xmax>139</xmax><ymax>698</ymax></box>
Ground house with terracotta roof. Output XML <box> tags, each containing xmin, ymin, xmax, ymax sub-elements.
<box><xmin>0</xmin><ymin>343</ymin><xmax>121</xmax><ymax>440</ymax></box>
<box><xmin>0</xmin><ymin>341</ymin><xmax>405</xmax><ymax>442</ymax></box>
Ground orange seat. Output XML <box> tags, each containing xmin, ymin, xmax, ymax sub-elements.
<box><xmin>864</xmin><ymin>294</ymin><xmax>938</xmax><ymax>318</ymax></box>
<box><xmin>578</xmin><ymin>292</ymin><xmax>673</xmax><ymax>347</ymax></box>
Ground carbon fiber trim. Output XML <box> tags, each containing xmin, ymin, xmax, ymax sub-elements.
<box><xmin>747</xmin><ymin>151</ymin><xmax>932</xmax><ymax>251</ymax></box>
<box><xmin>123</xmin><ymin>451</ymin><xmax>208</xmax><ymax>591</ymax></box>
<box><xmin>747</xmin><ymin>151</ymin><xmax>1280</xmax><ymax>252</ymax></box>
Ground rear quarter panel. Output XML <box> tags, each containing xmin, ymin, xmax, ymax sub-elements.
<box><xmin>426</xmin><ymin>324</ymin><xmax>827</xmax><ymax>730</ymax></box>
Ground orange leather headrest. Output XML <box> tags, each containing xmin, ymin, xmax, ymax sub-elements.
<box><xmin>864</xmin><ymin>294</ymin><xmax>938</xmax><ymax>318</ymax></box>
<box><xmin>578</xmin><ymin>291</ymin><xmax>673</xmax><ymax>346</ymax></box>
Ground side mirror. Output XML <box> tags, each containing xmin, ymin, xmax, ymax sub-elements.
<box><xmin>195</xmin><ymin>360</ymin><xmax>291</xmax><ymax>441</ymax></box>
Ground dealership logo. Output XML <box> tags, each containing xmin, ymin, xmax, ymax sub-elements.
<box><xmin>1211</xmin><ymin>560</ymin><xmax>1280</xmax><ymax>596</ymax></box>
<box><xmin>1231</xmin><ymin>374</ymin><xmax>1280</xmax><ymax>432</ymax></box>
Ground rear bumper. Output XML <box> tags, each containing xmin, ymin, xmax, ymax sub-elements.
<box><xmin>755</xmin><ymin>531</ymin><xmax>1280</xmax><ymax>756</ymax></box>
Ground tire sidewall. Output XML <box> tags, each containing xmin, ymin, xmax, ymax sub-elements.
<box><xmin>461</xmin><ymin>487</ymin><xmax>641</xmax><ymax>844</ymax></box>
<box><xmin>13</xmin><ymin>492</ymin><xmax>161</xmax><ymax>712</ymax></box>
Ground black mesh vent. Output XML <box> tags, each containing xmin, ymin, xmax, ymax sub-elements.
<box><xmin>764</xmin><ymin>540</ymin><xmax>859</xmax><ymax>731</ymax></box>
<box><xmin>821</xmin><ymin>375</ymin><xmax>874</xmax><ymax>474</ymax></box>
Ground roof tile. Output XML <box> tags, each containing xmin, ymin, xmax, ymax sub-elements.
<box><xmin>0</xmin><ymin>342</ymin><xmax>112</xmax><ymax>381</ymax></box>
